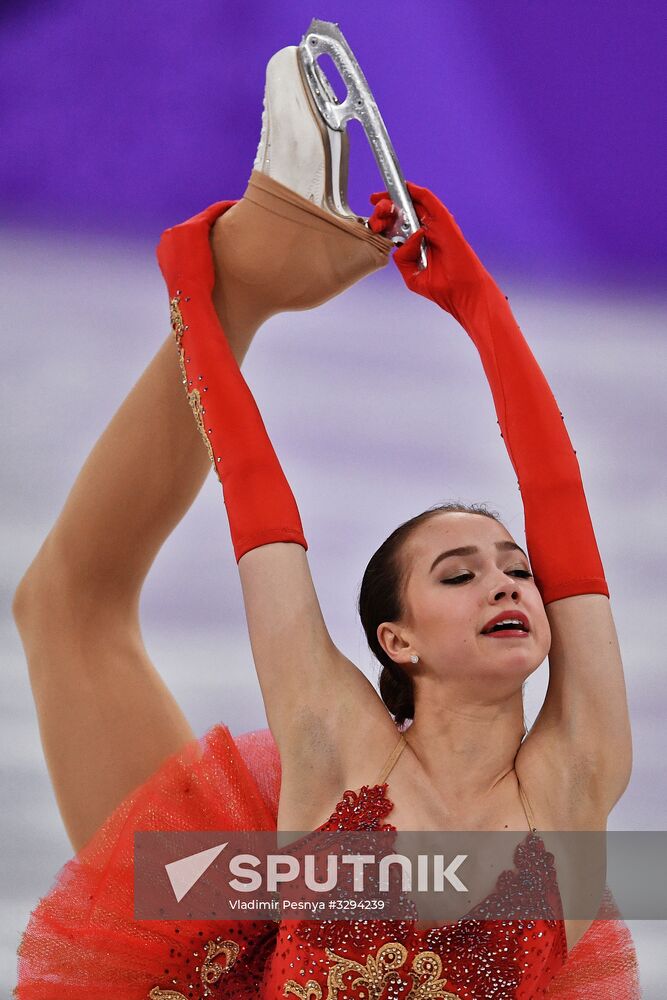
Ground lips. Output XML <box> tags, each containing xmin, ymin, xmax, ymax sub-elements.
<box><xmin>481</xmin><ymin>611</ymin><xmax>530</xmax><ymax>637</ymax></box>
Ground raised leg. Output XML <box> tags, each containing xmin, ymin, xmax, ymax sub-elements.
<box><xmin>13</xmin><ymin>183</ymin><xmax>390</xmax><ymax>852</ymax></box>
<box><xmin>12</xmin><ymin>307</ymin><xmax>259</xmax><ymax>852</ymax></box>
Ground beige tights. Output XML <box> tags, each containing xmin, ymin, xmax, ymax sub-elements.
<box><xmin>211</xmin><ymin>171</ymin><xmax>393</xmax><ymax>344</ymax></box>
<box><xmin>13</xmin><ymin>173</ymin><xmax>392</xmax><ymax>852</ymax></box>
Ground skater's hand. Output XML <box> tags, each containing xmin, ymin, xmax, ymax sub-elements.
<box><xmin>368</xmin><ymin>197</ymin><xmax>397</xmax><ymax>235</ymax></box>
<box><xmin>370</xmin><ymin>183</ymin><xmax>492</xmax><ymax>324</ymax></box>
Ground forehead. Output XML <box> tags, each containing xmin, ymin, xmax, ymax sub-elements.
<box><xmin>406</xmin><ymin>512</ymin><xmax>516</xmax><ymax>565</ymax></box>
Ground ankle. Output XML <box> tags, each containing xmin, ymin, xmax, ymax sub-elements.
<box><xmin>210</xmin><ymin>216</ymin><xmax>261</xmax><ymax>365</ymax></box>
<box><xmin>210</xmin><ymin>172</ymin><xmax>392</xmax><ymax>330</ymax></box>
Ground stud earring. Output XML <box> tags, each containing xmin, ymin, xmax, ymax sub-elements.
<box><xmin>410</xmin><ymin>654</ymin><xmax>419</xmax><ymax>664</ymax></box>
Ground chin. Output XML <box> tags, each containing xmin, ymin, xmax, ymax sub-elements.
<box><xmin>518</xmin><ymin>652</ymin><xmax>546</xmax><ymax>680</ymax></box>
<box><xmin>488</xmin><ymin>648</ymin><xmax>544</xmax><ymax>679</ymax></box>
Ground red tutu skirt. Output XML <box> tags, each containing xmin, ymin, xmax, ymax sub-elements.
<box><xmin>15</xmin><ymin>725</ymin><xmax>641</xmax><ymax>999</ymax></box>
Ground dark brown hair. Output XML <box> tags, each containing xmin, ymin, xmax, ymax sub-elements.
<box><xmin>358</xmin><ymin>503</ymin><xmax>502</xmax><ymax>726</ymax></box>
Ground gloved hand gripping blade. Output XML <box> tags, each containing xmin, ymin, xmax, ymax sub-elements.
<box><xmin>298</xmin><ymin>19</ymin><xmax>427</xmax><ymax>269</ymax></box>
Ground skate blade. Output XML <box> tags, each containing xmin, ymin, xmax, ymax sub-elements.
<box><xmin>298</xmin><ymin>18</ymin><xmax>427</xmax><ymax>269</ymax></box>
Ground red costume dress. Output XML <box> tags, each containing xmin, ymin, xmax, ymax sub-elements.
<box><xmin>15</xmin><ymin>724</ymin><xmax>639</xmax><ymax>999</ymax></box>
<box><xmin>261</xmin><ymin>732</ymin><xmax>567</xmax><ymax>1000</ymax></box>
<box><xmin>15</xmin><ymin>190</ymin><xmax>641</xmax><ymax>998</ymax></box>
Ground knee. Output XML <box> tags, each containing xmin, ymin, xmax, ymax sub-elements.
<box><xmin>13</xmin><ymin>561</ymin><xmax>43</xmax><ymax>631</ymax></box>
<box><xmin>13</xmin><ymin>541</ymin><xmax>76</xmax><ymax>632</ymax></box>
<box><xmin>12</xmin><ymin>553</ymin><xmax>61</xmax><ymax>635</ymax></box>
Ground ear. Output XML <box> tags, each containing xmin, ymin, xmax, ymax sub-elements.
<box><xmin>376</xmin><ymin>621</ymin><xmax>416</xmax><ymax>666</ymax></box>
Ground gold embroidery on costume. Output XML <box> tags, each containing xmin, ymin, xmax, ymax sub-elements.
<box><xmin>170</xmin><ymin>295</ymin><xmax>218</xmax><ymax>475</ymax></box>
<box><xmin>148</xmin><ymin>936</ymin><xmax>239</xmax><ymax>1000</ymax></box>
<box><xmin>325</xmin><ymin>941</ymin><xmax>406</xmax><ymax>998</ymax></box>
<box><xmin>283</xmin><ymin>982</ymin><xmax>323</xmax><ymax>1000</ymax></box>
<box><xmin>170</xmin><ymin>296</ymin><xmax>185</xmax><ymax>340</ymax></box>
<box><xmin>283</xmin><ymin>943</ymin><xmax>464</xmax><ymax>1000</ymax></box>
<box><xmin>408</xmin><ymin>951</ymin><xmax>462</xmax><ymax>999</ymax></box>
<box><xmin>200</xmin><ymin>939</ymin><xmax>240</xmax><ymax>991</ymax></box>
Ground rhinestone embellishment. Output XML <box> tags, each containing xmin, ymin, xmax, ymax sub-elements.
<box><xmin>283</xmin><ymin>942</ymin><xmax>464</xmax><ymax>1000</ymax></box>
<box><xmin>170</xmin><ymin>295</ymin><xmax>219</xmax><ymax>480</ymax></box>
<box><xmin>148</xmin><ymin>936</ymin><xmax>239</xmax><ymax>999</ymax></box>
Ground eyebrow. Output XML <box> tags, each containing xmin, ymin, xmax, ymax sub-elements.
<box><xmin>429</xmin><ymin>541</ymin><xmax>527</xmax><ymax>574</ymax></box>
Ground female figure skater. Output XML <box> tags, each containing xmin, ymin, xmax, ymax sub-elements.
<box><xmin>13</xmin><ymin>41</ymin><xmax>639</xmax><ymax>1000</ymax></box>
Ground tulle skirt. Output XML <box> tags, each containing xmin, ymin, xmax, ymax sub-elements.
<box><xmin>14</xmin><ymin>724</ymin><xmax>641</xmax><ymax>999</ymax></box>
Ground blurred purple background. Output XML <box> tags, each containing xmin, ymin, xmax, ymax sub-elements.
<box><xmin>2</xmin><ymin>2</ymin><xmax>665</xmax><ymax>995</ymax></box>
<box><xmin>1</xmin><ymin>0</ymin><xmax>665</xmax><ymax>285</ymax></box>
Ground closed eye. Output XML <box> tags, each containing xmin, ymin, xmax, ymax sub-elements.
<box><xmin>442</xmin><ymin>570</ymin><xmax>533</xmax><ymax>584</ymax></box>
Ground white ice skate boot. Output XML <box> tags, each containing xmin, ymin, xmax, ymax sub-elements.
<box><xmin>253</xmin><ymin>19</ymin><xmax>426</xmax><ymax>266</ymax></box>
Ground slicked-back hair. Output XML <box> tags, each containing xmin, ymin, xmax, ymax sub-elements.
<box><xmin>358</xmin><ymin>503</ymin><xmax>502</xmax><ymax>726</ymax></box>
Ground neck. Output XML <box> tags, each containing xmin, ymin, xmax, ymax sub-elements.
<box><xmin>405</xmin><ymin>680</ymin><xmax>526</xmax><ymax>800</ymax></box>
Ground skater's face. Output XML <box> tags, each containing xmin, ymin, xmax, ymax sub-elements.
<box><xmin>377</xmin><ymin>512</ymin><xmax>550</xmax><ymax>693</ymax></box>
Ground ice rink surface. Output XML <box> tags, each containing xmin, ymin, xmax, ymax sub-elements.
<box><xmin>2</xmin><ymin>230</ymin><xmax>665</xmax><ymax>994</ymax></box>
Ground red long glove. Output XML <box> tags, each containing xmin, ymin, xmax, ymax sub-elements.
<box><xmin>374</xmin><ymin>183</ymin><xmax>608</xmax><ymax>605</ymax></box>
<box><xmin>157</xmin><ymin>203</ymin><xmax>307</xmax><ymax>562</ymax></box>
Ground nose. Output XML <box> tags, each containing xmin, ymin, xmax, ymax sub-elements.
<box><xmin>492</xmin><ymin>587</ymin><xmax>520</xmax><ymax>602</ymax></box>
<box><xmin>489</xmin><ymin>575</ymin><xmax>522</xmax><ymax>604</ymax></box>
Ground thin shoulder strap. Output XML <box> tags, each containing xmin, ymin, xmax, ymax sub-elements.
<box><xmin>375</xmin><ymin>733</ymin><xmax>407</xmax><ymax>785</ymax></box>
<box><xmin>517</xmin><ymin>779</ymin><xmax>538</xmax><ymax>833</ymax></box>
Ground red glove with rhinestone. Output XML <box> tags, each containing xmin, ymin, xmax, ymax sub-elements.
<box><xmin>157</xmin><ymin>202</ymin><xmax>307</xmax><ymax>562</ymax></box>
<box><xmin>371</xmin><ymin>182</ymin><xmax>608</xmax><ymax>604</ymax></box>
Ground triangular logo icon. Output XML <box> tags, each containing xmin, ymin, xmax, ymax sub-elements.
<box><xmin>165</xmin><ymin>842</ymin><xmax>228</xmax><ymax>902</ymax></box>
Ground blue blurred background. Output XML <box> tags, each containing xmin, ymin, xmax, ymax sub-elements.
<box><xmin>2</xmin><ymin>1</ymin><xmax>665</xmax><ymax>994</ymax></box>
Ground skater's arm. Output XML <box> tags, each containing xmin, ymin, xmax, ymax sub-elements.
<box><xmin>238</xmin><ymin>544</ymin><xmax>390</xmax><ymax>757</ymax></box>
<box><xmin>388</xmin><ymin>184</ymin><xmax>632</xmax><ymax>809</ymax></box>
<box><xmin>158</xmin><ymin>206</ymin><xmax>389</xmax><ymax>767</ymax></box>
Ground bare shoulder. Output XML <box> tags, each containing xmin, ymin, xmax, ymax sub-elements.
<box><xmin>538</xmin><ymin>596</ymin><xmax>632</xmax><ymax>806</ymax></box>
<box><xmin>239</xmin><ymin>544</ymin><xmax>399</xmax><ymax>769</ymax></box>
<box><xmin>514</xmin><ymin>727</ymin><xmax>612</xmax><ymax>828</ymax></box>
<box><xmin>277</xmin><ymin>659</ymin><xmax>401</xmax><ymax>828</ymax></box>
<box><xmin>281</xmin><ymin>654</ymin><xmax>401</xmax><ymax>780</ymax></box>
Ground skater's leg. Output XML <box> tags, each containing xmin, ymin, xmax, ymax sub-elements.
<box><xmin>211</xmin><ymin>171</ymin><xmax>391</xmax><ymax>344</ymax></box>
<box><xmin>12</xmin><ymin>323</ymin><xmax>255</xmax><ymax>853</ymax></box>
<box><xmin>13</xmin><ymin>188</ymin><xmax>389</xmax><ymax>853</ymax></box>
<box><xmin>13</xmin><ymin>41</ymin><xmax>392</xmax><ymax>853</ymax></box>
